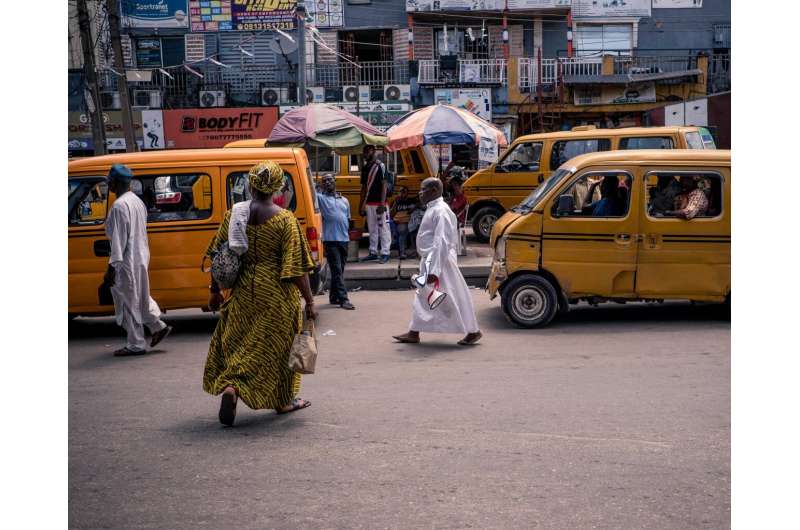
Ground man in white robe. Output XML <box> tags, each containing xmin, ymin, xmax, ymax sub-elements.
<box><xmin>393</xmin><ymin>178</ymin><xmax>482</xmax><ymax>345</ymax></box>
<box><xmin>103</xmin><ymin>164</ymin><xmax>172</xmax><ymax>356</ymax></box>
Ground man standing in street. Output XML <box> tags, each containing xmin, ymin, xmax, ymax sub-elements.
<box><xmin>103</xmin><ymin>164</ymin><xmax>172</xmax><ymax>356</ymax></box>
<box><xmin>318</xmin><ymin>174</ymin><xmax>355</xmax><ymax>310</ymax></box>
<box><xmin>393</xmin><ymin>178</ymin><xmax>482</xmax><ymax>346</ymax></box>
<box><xmin>358</xmin><ymin>145</ymin><xmax>391</xmax><ymax>263</ymax></box>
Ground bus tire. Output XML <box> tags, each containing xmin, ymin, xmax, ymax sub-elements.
<box><xmin>471</xmin><ymin>205</ymin><xmax>503</xmax><ymax>243</ymax></box>
<box><xmin>501</xmin><ymin>274</ymin><xmax>558</xmax><ymax>328</ymax></box>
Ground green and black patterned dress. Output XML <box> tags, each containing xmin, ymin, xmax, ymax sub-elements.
<box><xmin>203</xmin><ymin>209</ymin><xmax>315</xmax><ymax>410</ymax></box>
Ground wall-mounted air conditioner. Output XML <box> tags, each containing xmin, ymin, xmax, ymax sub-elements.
<box><xmin>384</xmin><ymin>84</ymin><xmax>411</xmax><ymax>101</ymax></box>
<box><xmin>305</xmin><ymin>87</ymin><xmax>325</xmax><ymax>104</ymax></box>
<box><xmin>199</xmin><ymin>89</ymin><xmax>226</xmax><ymax>108</ymax></box>
<box><xmin>343</xmin><ymin>85</ymin><xmax>370</xmax><ymax>103</ymax></box>
<box><xmin>261</xmin><ymin>87</ymin><xmax>288</xmax><ymax>106</ymax></box>
<box><xmin>100</xmin><ymin>92</ymin><xmax>121</xmax><ymax>110</ymax></box>
<box><xmin>133</xmin><ymin>90</ymin><xmax>162</xmax><ymax>109</ymax></box>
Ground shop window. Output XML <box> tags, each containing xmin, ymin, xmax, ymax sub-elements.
<box><xmin>69</xmin><ymin>178</ymin><xmax>108</xmax><ymax>226</ymax></box>
<box><xmin>645</xmin><ymin>172</ymin><xmax>724</xmax><ymax>219</ymax></box>
<box><xmin>619</xmin><ymin>136</ymin><xmax>674</xmax><ymax>150</ymax></box>
<box><xmin>575</xmin><ymin>24</ymin><xmax>633</xmax><ymax>56</ymax></box>
<box><xmin>550</xmin><ymin>138</ymin><xmax>611</xmax><ymax>169</ymax></box>
<box><xmin>496</xmin><ymin>142</ymin><xmax>542</xmax><ymax>173</ymax></box>
<box><xmin>132</xmin><ymin>173</ymin><xmax>213</xmax><ymax>222</ymax></box>
<box><xmin>161</xmin><ymin>37</ymin><xmax>185</xmax><ymax>67</ymax></box>
<box><xmin>226</xmin><ymin>171</ymin><xmax>296</xmax><ymax>212</ymax></box>
<box><xmin>552</xmin><ymin>172</ymin><xmax>633</xmax><ymax>218</ymax></box>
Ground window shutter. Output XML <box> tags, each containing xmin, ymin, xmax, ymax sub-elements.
<box><xmin>489</xmin><ymin>25</ymin><xmax>522</xmax><ymax>58</ymax></box>
<box><xmin>413</xmin><ymin>26</ymin><xmax>434</xmax><ymax>60</ymax></box>
<box><xmin>315</xmin><ymin>30</ymin><xmax>338</xmax><ymax>64</ymax></box>
<box><xmin>393</xmin><ymin>28</ymin><xmax>409</xmax><ymax>62</ymax></box>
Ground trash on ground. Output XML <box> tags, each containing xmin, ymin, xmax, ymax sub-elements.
<box><xmin>322</xmin><ymin>329</ymin><xmax>337</xmax><ymax>336</ymax></box>
<box><xmin>349</xmin><ymin>286</ymin><xmax>362</xmax><ymax>292</ymax></box>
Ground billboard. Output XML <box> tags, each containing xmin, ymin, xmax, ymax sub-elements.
<box><xmin>190</xmin><ymin>0</ymin><xmax>296</xmax><ymax>32</ymax></box>
<box><xmin>141</xmin><ymin>110</ymin><xmax>166</xmax><ymax>150</ymax></box>
<box><xmin>434</xmin><ymin>88</ymin><xmax>492</xmax><ymax>121</ymax></box>
<box><xmin>68</xmin><ymin>111</ymin><xmax>146</xmax><ymax>152</ymax></box>
<box><xmin>573</xmin><ymin>83</ymin><xmax>656</xmax><ymax>106</ymax></box>
<box><xmin>407</xmin><ymin>0</ymin><xmax>569</xmax><ymax>11</ymax></box>
<box><xmin>163</xmin><ymin>107</ymin><xmax>279</xmax><ymax>149</ymax></box>
<box><xmin>573</xmin><ymin>0</ymin><xmax>650</xmax><ymax>17</ymax></box>
<box><xmin>123</xmin><ymin>1</ymin><xmax>189</xmax><ymax>28</ymax></box>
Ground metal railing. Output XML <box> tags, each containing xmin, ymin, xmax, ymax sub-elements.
<box><xmin>708</xmin><ymin>53</ymin><xmax>731</xmax><ymax>93</ymax></box>
<box><xmin>613</xmin><ymin>55</ymin><xmax>699</xmax><ymax>76</ymax></box>
<box><xmin>559</xmin><ymin>56</ymin><xmax>603</xmax><ymax>77</ymax></box>
<box><xmin>417</xmin><ymin>58</ymin><xmax>507</xmax><ymax>85</ymax></box>
<box><xmin>518</xmin><ymin>57</ymin><xmax>557</xmax><ymax>90</ymax></box>
<box><xmin>301</xmin><ymin>61</ymin><xmax>409</xmax><ymax>88</ymax></box>
<box><xmin>714</xmin><ymin>24</ymin><xmax>731</xmax><ymax>48</ymax></box>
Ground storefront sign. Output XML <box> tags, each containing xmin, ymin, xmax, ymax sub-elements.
<box><xmin>190</xmin><ymin>0</ymin><xmax>296</xmax><ymax>32</ymax></box>
<box><xmin>478</xmin><ymin>136</ymin><xmax>498</xmax><ymax>165</ymax></box>
<box><xmin>434</xmin><ymin>88</ymin><xmax>492</xmax><ymax>121</ymax></box>
<box><xmin>123</xmin><ymin>0</ymin><xmax>189</xmax><ymax>28</ymax></box>
<box><xmin>163</xmin><ymin>107</ymin><xmax>279</xmax><ymax>148</ymax></box>
<box><xmin>653</xmin><ymin>0</ymin><xmax>702</xmax><ymax>7</ymax></box>
<box><xmin>135</xmin><ymin>39</ymin><xmax>162</xmax><ymax>68</ymax></box>
<box><xmin>573</xmin><ymin>82</ymin><xmax>656</xmax><ymax>106</ymax></box>
<box><xmin>68</xmin><ymin>111</ymin><xmax>145</xmax><ymax>152</ymax></box>
<box><xmin>141</xmin><ymin>110</ymin><xmax>166</xmax><ymax>150</ymax></box>
<box><xmin>407</xmin><ymin>0</ymin><xmax>569</xmax><ymax>11</ymax></box>
<box><xmin>573</xmin><ymin>0</ymin><xmax>650</xmax><ymax>17</ymax></box>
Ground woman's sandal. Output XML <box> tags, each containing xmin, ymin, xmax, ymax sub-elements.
<box><xmin>276</xmin><ymin>398</ymin><xmax>311</xmax><ymax>415</ymax></box>
<box><xmin>218</xmin><ymin>387</ymin><xmax>238</xmax><ymax>426</ymax></box>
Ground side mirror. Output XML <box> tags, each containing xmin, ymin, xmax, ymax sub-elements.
<box><xmin>555</xmin><ymin>194</ymin><xmax>575</xmax><ymax>217</ymax></box>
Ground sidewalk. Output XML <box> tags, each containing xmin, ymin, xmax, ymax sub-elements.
<box><xmin>340</xmin><ymin>233</ymin><xmax>492</xmax><ymax>290</ymax></box>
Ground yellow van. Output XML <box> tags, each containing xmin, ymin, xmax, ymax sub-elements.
<box><xmin>487</xmin><ymin>149</ymin><xmax>730</xmax><ymax>328</ymax></box>
<box><xmin>465</xmin><ymin>125</ymin><xmax>717</xmax><ymax>242</ymax></box>
<box><xmin>68</xmin><ymin>147</ymin><xmax>326</xmax><ymax>317</ymax></box>
<box><xmin>226</xmin><ymin>139</ymin><xmax>435</xmax><ymax>229</ymax></box>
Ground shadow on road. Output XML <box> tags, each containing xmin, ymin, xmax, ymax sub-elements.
<box><xmin>168</xmin><ymin>411</ymin><xmax>307</xmax><ymax>440</ymax></box>
<box><xmin>69</xmin><ymin>312</ymin><xmax>219</xmax><ymax>340</ymax></box>
<box><xmin>479</xmin><ymin>300</ymin><xmax>730</xmax><ymax>335</ymax></box>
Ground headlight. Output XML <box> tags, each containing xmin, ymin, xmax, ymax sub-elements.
<box><xmin>494</xmin><ymin>236</ymin><xmax>507</xmax><ymax>263</ymax></box>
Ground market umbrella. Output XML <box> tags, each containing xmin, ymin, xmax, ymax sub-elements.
<box><xmin>267</xmin><ymin>103</ymin><xmax>388</xmax><ymax>155</ymax></box>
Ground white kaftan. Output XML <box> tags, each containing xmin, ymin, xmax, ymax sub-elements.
<box><xmin>105</xmin><ymin>191</ymin><xmax>165</xmax><ymax>349</ymax></box>
<box><xmin>409</xmin><ymin>197</ymin><xmax>479</xmax><ymax>334</ymax></box>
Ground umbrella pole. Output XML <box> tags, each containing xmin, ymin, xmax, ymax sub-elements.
<box><xmin>315</xmin><ymin>145</ymin><xmax>319</xmax><ymax>178</ymax></box>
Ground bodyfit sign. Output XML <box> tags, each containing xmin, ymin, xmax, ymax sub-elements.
<box><xmin>163</xmin><ymin>107</ymin><xmax>279</xmax><ymax>148</ymax></box>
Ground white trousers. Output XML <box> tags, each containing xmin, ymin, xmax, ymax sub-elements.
<box><xmin>121</xmin><ymin>302</ymin><xmax>167</xmax><ymax>351</ymax></box>
<box><xmin>366</xmin><ymin>204</ymin><xmax>392</xmax><ymax>256</ymax></box>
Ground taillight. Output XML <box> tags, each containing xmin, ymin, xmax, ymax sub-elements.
<box><xmin>306</xmin><ymin>226</ymin><xmax>319</xmax><ymax>261</ymax></box>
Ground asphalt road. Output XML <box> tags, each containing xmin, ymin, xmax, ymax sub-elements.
<box><xmin>69</xmin><ymin>291</ymin><xmax>730</xmax><ymax>529</ymax></box>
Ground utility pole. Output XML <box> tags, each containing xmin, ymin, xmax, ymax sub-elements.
<box><xmin>296</xmin><ymin>0</ymin><xmax>307</xmax><ymax>105</ymax></box>
<box><xmin>77</xmin><ymin>0</ymin><xmax>107</xmax><ymax>155</ymax></box>
<box><xmin>106</xmin><ymin>0</ymin><xmax>138</xmax><ymax>152</ymax></box>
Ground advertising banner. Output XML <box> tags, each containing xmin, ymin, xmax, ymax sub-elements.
<box><xmin>68</xmin><ymin>111</ymin><xmax>145</xmax><ymax>152</ymax></box>
<box><xmin>190</xmin><ymin>0</ymin><xmax>296</xmax><ymax>32</ymax></box>
<box><xmin>653</xmin><ymin>0</ymin><xmax>702</xmax><ymax>7</ymax></box>
<box><xmin>163</xmin><ymin>107</ymin><xmax>279</xmax><ymax>149</ymax></box>
<box><xmin>141</xmin><ymin>110</ymin><xmax>166</xmax><ymax>150</ymax></box>
<box><xmin>407</xmin><ymin>0</ymin><xmax>570</xmax><ymax>11</ymax></box>
<box><xmin>573</xmin><ymin>82</ymin><xmax>656</xmax><ymax>106</ymax></box>
<box><xmin>306</xmin><ymin>0</ymin><xmax>343</xmax><ymax>28</ymax></box>
<box><xmin>434</xmin><ymin>88</ymin><xmax>492</xmax><ymax>121</ymax></box>
<box><xmin>573</xmin><ymin>0</ymin><xmax>650</xmax><ymax>17</ymax></box>
<box><xmin>123</xmin><ymin>1</ymin><xmax>189</xmax><ymax>28</ymax></box>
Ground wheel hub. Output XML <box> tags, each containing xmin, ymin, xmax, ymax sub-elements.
<box><xmin>513</xmin><ymin>287</ymin><xmax>546</xmax><ymax>320</ymax></box>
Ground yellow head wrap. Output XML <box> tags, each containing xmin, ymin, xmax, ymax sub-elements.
<box><xmin>248</xmin><ymin>160</ymin><xmax>284</xmax><ymax>195</ymax></box>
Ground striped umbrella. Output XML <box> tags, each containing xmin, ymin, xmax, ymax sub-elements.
<box><xmin>385</xmin><ymin>103</ymin><xmax>508</xmax><ymax>152</ymax></box>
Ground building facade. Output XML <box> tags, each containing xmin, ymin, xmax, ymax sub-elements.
<box><xmin>69</xmin><ymin>1</ymin><xmax>730</xmax><ymax>155</ymax></box>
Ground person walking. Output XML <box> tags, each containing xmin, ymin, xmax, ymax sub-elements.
<box><xmin>318</xmin><ymin>174</ymin><xmax>355</xmax><ymax>310</ymax></box>
<box><xmin>393</xmin><ymin>178</ymin><xmax>482</xmax><ymax>346</ymax></box>
<box><xmin>203</xmin><ymin>161</ymin><xmax>317</xmax><ymax>427</ymax></box>
<box><xmin>102</xmin><ymin>164</ymin><xmax>172</xmax><ymax>357</ymax></box>
<box><xmin>358</xmin><ymin>145</ymin><xmax>391</xmax><ymax>263</ymax></box>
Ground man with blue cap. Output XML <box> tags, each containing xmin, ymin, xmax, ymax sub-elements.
<box><xmin>103</xmin><ymin>164</ymin><xmax>172</xmax><ymax>356</ymax></box>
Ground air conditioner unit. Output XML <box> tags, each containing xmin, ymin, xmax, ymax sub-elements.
<box><xmin>324</xmin><ymin>87</ymin><xmax>343</xmax><ymax>103</ymax></box>
<box><xmin>384</xmin><ymin>84</ymin><xmax>410</xmax><ymax>101</ymax></box>
<box><xmin>343</xmin><ymin>85</ymin><xmax>370</xmax><ymax>103</ymax></box>
<box><xmin>199</xmin><ymin>89</ymin><xmax>226</xmax><ymax>108</ymax></box>
<box><xmin>305</xmin><ymin>87</ymin><xmax>325</xmax><ymax>104</ymax></box>
<box><xmin>100</xmin><ymin>92</ymin><xmax>121</xmax><ymax>110</ymax></box>
<box><xmin>261</xmin><ymin>87</ymin><xmax>287</xmax><ymax>106</ymax></box>
<box><xmin>133</xmin><ymin>89</ymin><xmax>162</xmax><ymax>109</ymax></box>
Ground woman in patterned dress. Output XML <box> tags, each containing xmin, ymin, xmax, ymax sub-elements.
<box><xmin>203</xmin><ymin>161</ymin><xmax>317</xmax><ymax>426</ymax></box>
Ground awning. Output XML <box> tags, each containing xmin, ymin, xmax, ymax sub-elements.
<box><xmin>563</xmin><ymin>69</ymin><xmax>703</xmax><ymax>85</ymax></box>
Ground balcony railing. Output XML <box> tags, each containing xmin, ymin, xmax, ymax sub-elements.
<box><xmin>518</xmin><ymin>57</ymin><xmax>557</xmax><ymax>91</ymax></box>
<box><xmin>417</xmin><ymin>58</ymin><xmax>507</xmax><ymax>85</ymax></box>
<box><xmin>708</xmin><ymin>53</ymin><xmax>731</xmax><ymax>93</ymax></box>
<box><xmin>299</xmin><ymin>61</ymin><xmax>409</xmax><ymax>88</ymax></box>
<box><xmin>714</xmin><ymin>24</ymin><xmax>731</xmax><ymax>48</ymax></box>
<box><xmin>613</xmin><ymin>55</ymin><xmax>699</xmax><ymax>77</ymax></box>
<box><xmin>560</xmin><ymin>56</ymin><xmax>603</xmax><ymax>78</ymax></box>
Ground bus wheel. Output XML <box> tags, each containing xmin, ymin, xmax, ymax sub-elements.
<box><xmin>501</xmin><ymin>274</ymin><xmax>558</xmax><ymax>328</ymax></box>
<box><xmin>471</xmin><ymin>206</ymin><xmax>502</xmax><ymax>243</ymax></box>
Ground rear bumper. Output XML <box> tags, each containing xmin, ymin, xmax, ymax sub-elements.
<box><xmin>486</xmin><ymin>260</ymin><xmax>507</xmax><ymax>300</ymax></box>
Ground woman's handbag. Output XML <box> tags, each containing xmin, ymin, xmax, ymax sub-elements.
<box><xmin>289</xmin><ymin>319</ymin><xmax>317</xmax><ymax>374</ymax></box>
<box><xmin>205</xmin><ymin>240</ymin><xmax>242</xmax><ymax>290</ymax></box>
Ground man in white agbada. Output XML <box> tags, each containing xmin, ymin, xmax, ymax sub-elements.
<box><xmin>103</xmin><ymin>164</ymin><xmax>172</xmax><ymax>356</ymax></box>
<box><xmin>393</xmin><ymin>178</ymin><xmax>482</xmax><ymax>345</ymax></box>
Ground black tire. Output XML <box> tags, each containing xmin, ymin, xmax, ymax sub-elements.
<box><xmin>501</xmin><ymin>274</ymin><xmax>559</xmax><ymax>328</ymax></box>
<box><xmin>471</xmin><ymin>206</ymin><xmax>503</xmax><ymax>243</ymax></box>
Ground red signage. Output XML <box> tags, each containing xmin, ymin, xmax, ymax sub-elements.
<box><xmin>163</xmin><ymin>107</ymin><xmax>278</xmax><ymax>149</ymax></box>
